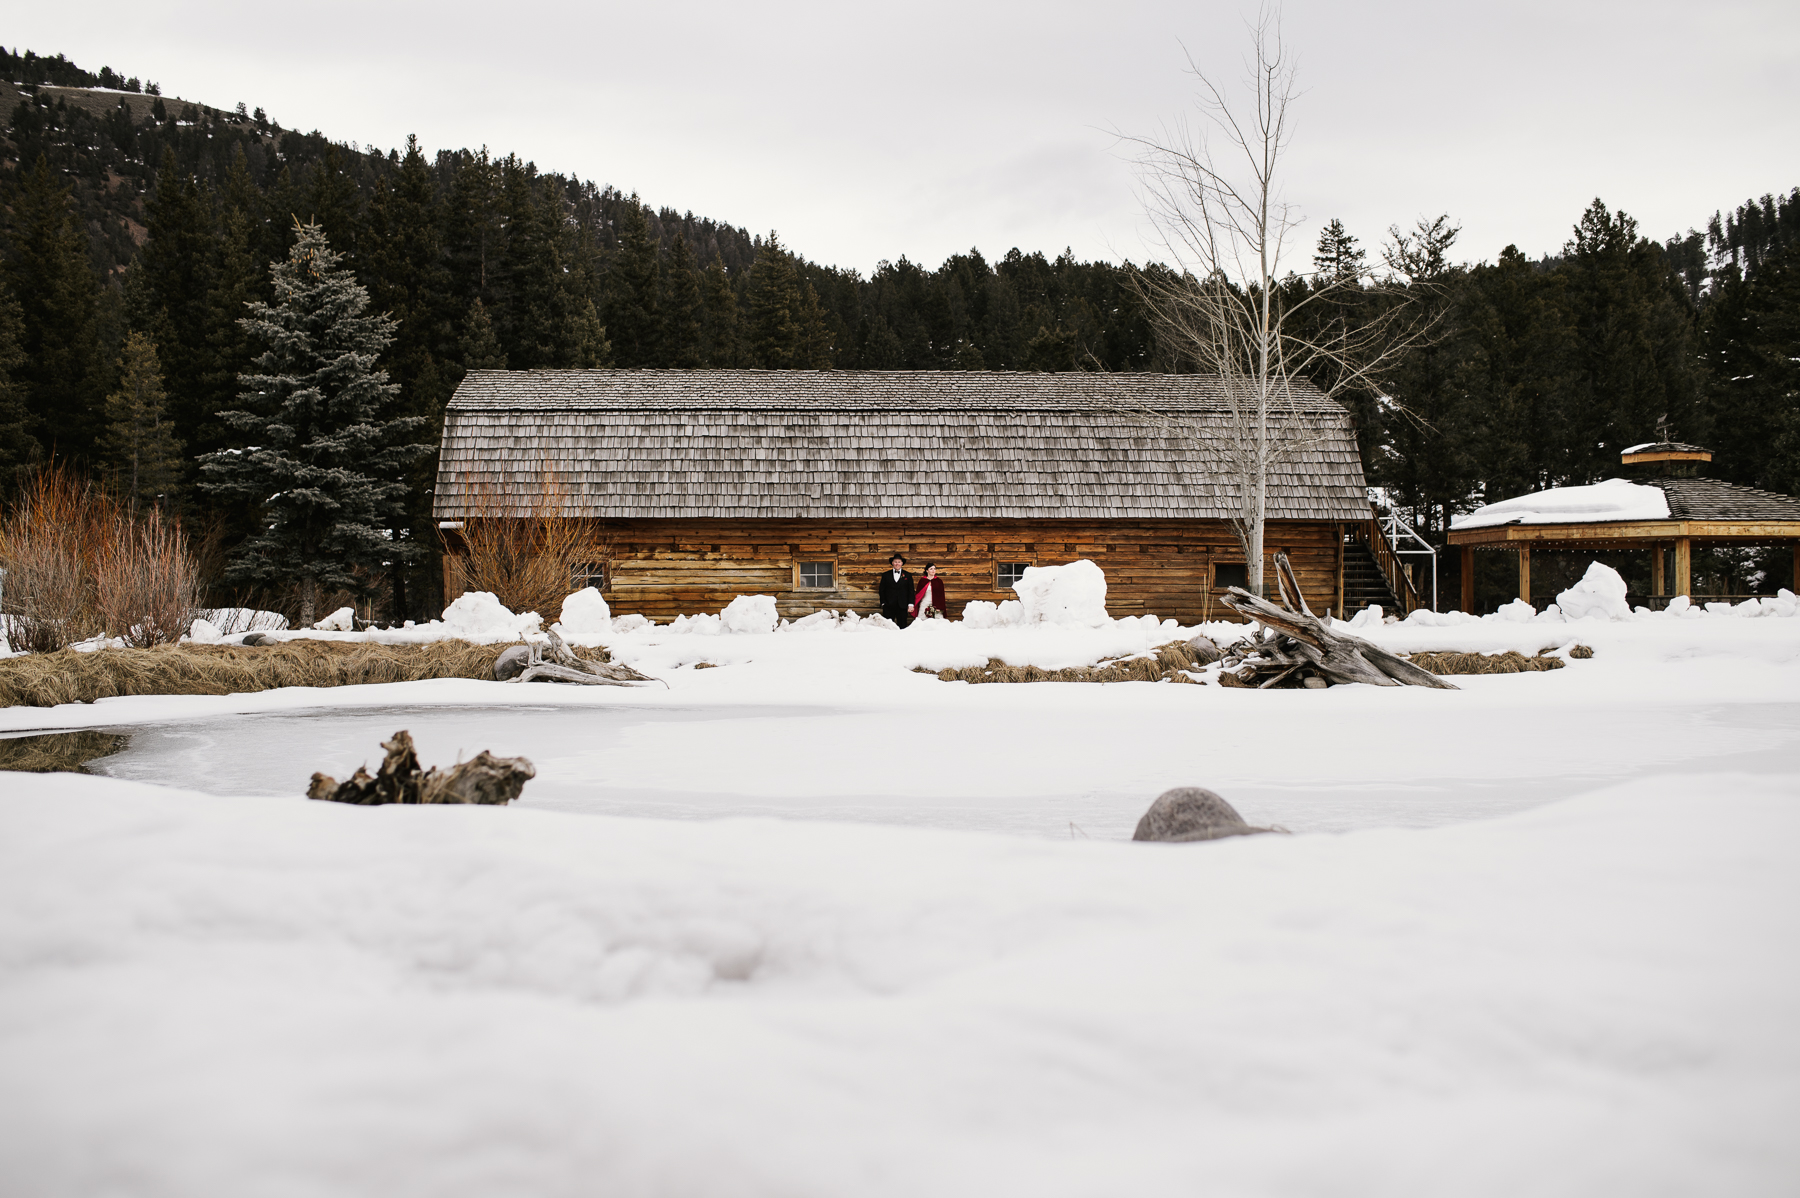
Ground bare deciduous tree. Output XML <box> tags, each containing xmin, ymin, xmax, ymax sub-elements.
<box><xmin>1121</xmin><ymin>12</ymin><xmax>1426</xmax><ymax>596</ymax></box>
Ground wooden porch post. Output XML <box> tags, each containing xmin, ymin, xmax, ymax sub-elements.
<box><xmin>1518</xmin><ymin>544</ymin><xmax>1531</xmax><ymax>605</ymax></box>
<box><xmin>1651</xmin><ymin>543</ymin><xmax>1665</xmax><ymax>596</ymax></box>
<box><xmin>1674</xmin><ymin>537</ymin><xmax>1691</xmax><ymax>598</ymax></box>
<box><xmin>1460</xmin><ymin>546</ymin><xmax>1475</xmax><ymax>613</ymax></box>
<box><xmin>1335</xmin><ymin>523</ymin><xmax>1345</xmax><ymax>618</ymax></box>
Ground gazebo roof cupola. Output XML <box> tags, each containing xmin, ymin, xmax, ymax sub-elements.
<box><xmin>1620</xmin><ymin>440</ymin><xmax>1712</xmax><ymax>477</ymax></box>
<box><xmin>1620</xmin><ymin>417</ymin><xmax>1712</xmax><ymax>477</ymax></box>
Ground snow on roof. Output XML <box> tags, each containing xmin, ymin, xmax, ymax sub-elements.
<box><xmin>1451</xmin><ymin>478</ymin><xmax>1670</xmax><ymax>530</ymax></box>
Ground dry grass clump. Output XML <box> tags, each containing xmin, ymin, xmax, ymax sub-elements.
<box><xmin>0</xmin><ymin>466</ymin><xmax>108</xmax><ymax>653</ymax></box>
<box><xmin>0</xmin><ymin>639</ymin><xmax>616</xmax><ymax>708</ymax></box>
<box><xmin>1402</xmin><ymin>649</ymin><xmax>1566</xmax><ymax>675</ymax></box>
<box><xmin>96</xmin><ymin>507</ymin><xmax>201</xmax><ymax>646</ymax></box>
<box><xmin>921</xmin><ymin>640</ymin><xmax>1212</xmax><ymax>685</ymax></box>
<box><xmin>1</xmin><ymin>465</ymin><xmax>205</xmax><ymax>651</ymax></box>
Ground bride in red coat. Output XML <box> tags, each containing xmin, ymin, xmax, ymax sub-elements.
<box><xmin>910</xmin><ymin>564</ymin><xmax>948</xmax><ymax>622</ymax></box>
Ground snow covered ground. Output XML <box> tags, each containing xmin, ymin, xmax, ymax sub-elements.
<box><xmin>2</xmin><ymin>595</ymin><xmax>1798</xmax><ymax>1195</ymax></box>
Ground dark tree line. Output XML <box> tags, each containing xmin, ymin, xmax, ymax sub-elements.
<box><xmin>2</xmin><ymin>45</ymin><xmax>1797</xmax><ymax>616</ymax></box>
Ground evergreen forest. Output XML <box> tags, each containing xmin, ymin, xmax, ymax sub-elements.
<box><xmin>3</xmin><ymin>46</ymin><xmax>1798</xmax><ymax>618</ymax></box>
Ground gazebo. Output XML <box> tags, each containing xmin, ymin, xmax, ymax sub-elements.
<box><xmin>1446</xmin><ymin>442</ymin><xmax>1800</xmax><ymax>612</ymax></box>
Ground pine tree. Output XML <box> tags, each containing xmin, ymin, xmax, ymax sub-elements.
<box><xmin>1313</xmin><ymin>219</ymin><xmax>1366</xmax><ymax>282</ymax></box>
<box><xmin>366</xmin><ymin>134</ymin><xmax>453</xmax><ymax>419</ymax></box>
<box><xmin>102</xmin><ymin>333</ymin><xmax>184</xmax><ymax>511</ymax></box>
<box><xmin>606</xmin><ymin>200</ymin><xmax>662</xmax><ymax>366</ymax></box>
<box><xmin>745</xmin><ymin>233</ymin><xmax>806</xmax><ymax>367</ymax></box>
<box><xmin>699</xmin><ymin>253</ymin><xmax>741</xmax><ymax>366</ymax></box>
<box><xmin>1702</xmin><ymin>237</ymin><xmax>1800</xmax><ymax>494</ymax></box>
<box><xmin>459</xmin><ymin>298</ymin><xmax>507</xmax><ymax>370</ymax></box>
<box><xmin>199</xmin><ymin>223</ymin><xmax>431</xmax><ymax>625</ymax></box>
<box><xmin>1561</xmin><ymin>199</ymin><xmax>1705</xmax><ymax>481</ymax></box>
<box><xmin>306</xmin><ymin>144</ymin><xmax>361</xmax><ymax>265</ymax></box>
<box><xmin>0</xmin><ymin>280</ymin><xmax>36</xmax><ymax>492</ymax></box>
<box><xmin>2</xmin><ymin>155</ymin><xmax>102</xmax><ymax>460</ymax></box>
<box><xmin>140</xmin><ymin>149</ymin><xmax>221</xmax><ymax>461</ymax></box>
<box><xmin>661</xmin><ymin>232</ymin><xmax>703</xmax><ymax>367</ymax></box>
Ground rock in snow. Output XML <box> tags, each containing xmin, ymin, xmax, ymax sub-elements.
<box><xmin>492</xmin><ymin>644</ymin><xmax>533</xmax><ymax>681</ymax></box>
<box><xmin>1131</xmin><ymin>787</ymin><xmax>1270</xmax><ymax>842</ymax></box>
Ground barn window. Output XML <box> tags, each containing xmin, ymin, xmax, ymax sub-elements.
<box><xmin>571</xmin><ymin>562</ymin><xmax>606</xmax><ymax>591</ymax></box>
<box><xmin>996</xmin><ymin>562</ymin><xmax>1032</xmax><ymax>589</ymax></box>
<box><xmin>1213</xmin><ymin>562</ymin><xmax>1248</xmax><ymax>590</ymax></box>
<box><xmin>797</xmin><ymin>561</ymin><xmax>835</xmax><ymax>589</ymax></box>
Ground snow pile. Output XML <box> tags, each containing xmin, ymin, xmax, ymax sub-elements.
<box><xmin>557</xmin><ymin>587</ymin><xmax>611</xmax><ymax>634</ymax></box>
<box><xmin>1452</xmin><ymin>478</ymin><xmax>1670</xmax><ymax>529</ymax></box>
<box><xmin>1557</xmin><ymin>562</ymin><xmax>1632</xmax><ymax>621</ymax></box>
<box><xmin>611</xmin><ymin>614</ymin><xmax>651</xmax><ymax>633</ymax></box>
<box><xmin>313</xmin><ymin>606</ymin><xmax>356</xmax><ymax>632</ymax></box>
<box><xmin>667</xmin><ymin>613</ymin><xmax>723</xmax><ymax>635</ymax></box>
<box><xmin>785</xmin><ymin>609</ymin><xmax>870</xmax><ymax>631</ymax></box>
<box><xmin>1010</xmin><ymin>559</ymin><xmax>1109</xmax><ymax>628</ymax></box>
<box><xmin>441</xmin><ymin>591</ymin><xmax>543</xmax><ymax>643</ymax></box>
<box><xmin>720</xmin><ymin>594</ymin><xmax>779</xmax><ymax>634</ymax></box>
<box><xmin>959</xmin><ymin>599</ymin><xmax>1025</xmax><ymax>629</ymax></box>
<box><xmin>186</xmin><ymin>617</ymin><xmax>225</xmax><ymax>644</ymax></box>
<box><xmin>1403</xmin><ymin>607</ymin><xmax>1479</xmax><ymax>628</ymax></box>
<box><xmin>1494</xmin><ymin>598</ymin><xmax>1537</xmax><ymax>623</ymax></box>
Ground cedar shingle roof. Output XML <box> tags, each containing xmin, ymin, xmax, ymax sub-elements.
<box><xmin>1654</xmin><ymin>477</ymin><xmax>1800</xmax><ymax>522</ymax></box>
<box><xmin>432</xmin><ymin>369</ymin><xmax>1372</xmax><ymax>521</ymax></box>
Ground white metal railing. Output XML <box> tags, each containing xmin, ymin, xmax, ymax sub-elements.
<box><xmin>1376</xmin><ymin>508</ymin><xmax>1439</xmax><ymax>612</ymax></box>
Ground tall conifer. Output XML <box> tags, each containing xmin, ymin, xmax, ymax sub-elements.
<box><xmin>699</xmin><ymin>254</ymin><xmax>741</xmax><ymax>366</ymax></box>
<box><xmin>0</xmin><ymin>281</ymin><xmax>36</xmax><ymax>491</ymax></box>
<box><xmin>199</xmin><ymin>223</ymin><xmax>430</xmax><ymax>624</ymax></box>
<box><xmin>661</xmin><ymin>232</ymin><xmax>703</xmax><ymax>367</ymax></box>
<box><xmin>141</xmin><ymin>149</ymin><xmax>221</xmax><ymax>461</ymax></box>
<box><xmin>745</xmin><ymin>233</ymin><xmax>804</xmax><ymax>367</ymax></box>
<box><xmin>607</xmin><ymin>201</ymin><xmax>662</xmax><ymax>366</ymax></box>
<box><xmin>2</xmin><ymin>155</ymin><xmax>102</xmax><ymax>459</ymax></box>
<box><xmin>102</xmin><ymin>332</ymin><xmax>184</xmax><ymax>511</ymax></box>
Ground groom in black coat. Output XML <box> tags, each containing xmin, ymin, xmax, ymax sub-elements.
<box><xmin>877</xmin><ymin>554</ymin><xmax>914</xmax><ymax>628</ymax></box>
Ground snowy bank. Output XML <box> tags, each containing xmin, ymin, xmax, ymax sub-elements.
<box><xmin>0</xmin><ymin>772</ymin><xmax>1793</xmax><ymax>1196</ymax></box>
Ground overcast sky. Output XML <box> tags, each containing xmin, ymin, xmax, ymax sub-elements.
<box><xmin>12</xmin><ymin>1</ymin><xmax>1798</xmax><ymax>275</ymax></box>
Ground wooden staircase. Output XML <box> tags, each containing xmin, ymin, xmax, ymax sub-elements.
<box><xmin>1340</xmin><ymin>541</ymin><xmax>1403</xmax><ymax>616</ymax></box>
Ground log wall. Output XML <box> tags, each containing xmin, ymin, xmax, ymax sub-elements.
<box><xmin>444</xmin><ymin>518</ymin><xmax>1352</xmax><ymax>624</ymax></box>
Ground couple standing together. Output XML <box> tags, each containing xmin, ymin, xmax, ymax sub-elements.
<box><xmin>877</xmin><ymin>554</ymin><xmax>946</xmax><ymax>629</ymax></box>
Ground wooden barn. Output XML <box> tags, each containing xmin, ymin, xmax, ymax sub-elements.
<box><xmin>431</xmin><ymin>370</ymin><xmax>1407</xmax><ymax>623</ymax></box>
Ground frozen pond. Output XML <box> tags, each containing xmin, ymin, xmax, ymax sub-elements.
<box><xmin>44</xmin><ymin>693</ymin><xmax>1800</xmax><ymax>838</ymax></box>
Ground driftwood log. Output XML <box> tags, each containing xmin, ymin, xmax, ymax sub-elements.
<box><xmin>1216</xmin><ymin>554</ymin><xmax>1457</xmax><ymax>690</ymax></box>
<box><xmin>497</xmin><ymin>627</ymin><xmax>659</xmax><ymax>687</ymax></box>
<box><xmin>307</xmin><ymin>730</ymin><xmax>536</xmax><ymax>805</ymax></box>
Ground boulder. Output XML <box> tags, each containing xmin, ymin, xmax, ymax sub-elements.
<box><xmin>1132</xmin><ymin>787</ymin><xmax>1270</xmax><ymax>843</ymax></box>
<box><xmin>493</xmin><ymin>644</ymin><xmax>533</xmax><ymax>681</ymax></box>
<box><xmin>241</xmin><ymin>632</ymin><xmax>276</xmax><ymax>647</ymax></box>
<box><xmin>1186</xmin><ymin>634</ymin><xmax>1223</xmax><ymax>666</ymax></box>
